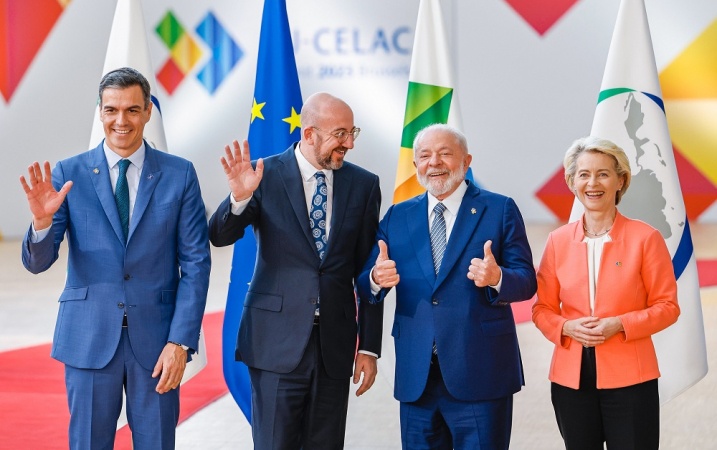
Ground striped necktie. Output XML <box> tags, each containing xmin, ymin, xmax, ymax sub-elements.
<box><xmin>430</xmin><ymin>202</ymin><xmax>447</xmax><ymax>274</ymax></box>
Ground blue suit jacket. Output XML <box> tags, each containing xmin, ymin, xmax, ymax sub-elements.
<box><xmin>22</xmin><ymin>141</ymin><xmax>211</xmax><ymax>371</ymax></box>
<box><xmin>357</xmin><ymin>182</ymin><xmax>536</xmax><ymax>402</ymax></box>
<box><xmin>209</xmin><ymin>144</ymin><xmax>382</xmax><ymax>379</ymax></box>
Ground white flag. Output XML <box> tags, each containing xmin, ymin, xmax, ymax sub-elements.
<box><xmin>91</xmin><ymin>0</ymin><xmax>207</xmax><ymax>429</ymax></box>
<box><xmin>569</xmin><ymin>0</ymin><xmax>708</xmax><ymax>403</ymax></box>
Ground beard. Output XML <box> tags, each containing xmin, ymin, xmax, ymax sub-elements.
<box><xmin>314</xmin><ymin>136</ymin><xmax>347</xmax><ymax>170</ymax></box>
<box><xmin>417</xmin><ymin>162</ymin><xmax>466</xmax><ymax>198</ymax></box>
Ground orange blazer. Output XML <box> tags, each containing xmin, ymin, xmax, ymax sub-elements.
<box><xmin>532</xmin><ymin>211</ymin><xmax>679</xmax><ymax>390</ymax></box>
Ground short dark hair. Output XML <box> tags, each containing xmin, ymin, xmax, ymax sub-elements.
<box><xmin>98</xmin><ymin>67</ymin><xmax>151</xmax><ymax>109</ymax></box>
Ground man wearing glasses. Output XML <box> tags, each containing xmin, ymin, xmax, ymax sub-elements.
<box><xmin>209</xmin><ymin>92</ymin><xmax>383</xmax><ymax>448</ymax></box>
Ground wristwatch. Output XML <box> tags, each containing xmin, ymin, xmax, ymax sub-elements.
<box><xmin>168</xmin><ymin>341</ymin><xmax>189</xmax><ymax>351</ymax></box>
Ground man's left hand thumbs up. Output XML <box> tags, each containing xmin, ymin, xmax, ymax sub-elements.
<box><xmin>467</xmin><ymin>240</ymin><xmax>501</xmax><ymax>287</ymax></box>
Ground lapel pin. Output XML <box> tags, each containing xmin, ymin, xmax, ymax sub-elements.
<box><xmin>93</xmin><ymin>168</ymin><xmax>99</xmax><ymax>174</ymax></box>
<box><xmin>148</xmin><ymin>174</ymin><xmax>154</xmax><ymax>180</ymax></box>
<box><xmin>471</xmin><ymin>208</ymin><xmax>476</xmax><ymax>214</ymax></box>
<box><xmin>616</xmin><ymin>262</ymin><xmax>622</xmax><ymax>266</ymax></box>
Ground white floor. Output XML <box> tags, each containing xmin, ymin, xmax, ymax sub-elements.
<box><xmin>2</xmin><ymin>224</ymin><xmax>716</xmax><ymax>448</ymax></box>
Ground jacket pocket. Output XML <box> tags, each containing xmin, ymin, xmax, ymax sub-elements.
<box><xmin>59</xmin><ymin>287</ymin><xmax>88</xmax><ymax>302</ymax></box>
<box><xmin>161</xmin><ymin>290</ymin><xmax>177</xmax><ymax>304</ymax></box>
<box><xmin>244</xmin><ymin>291</ymin><xmax>283</xmax><ymax>312</ymax></box>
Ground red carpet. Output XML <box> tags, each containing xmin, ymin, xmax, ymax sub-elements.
<box><xmin>0</xmin><ymin>311</ymin><xmax>227</xmax><ymax>449</ymax></box>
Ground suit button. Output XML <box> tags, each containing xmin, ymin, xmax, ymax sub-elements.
<box><xmin>118</xmin><ymin>302</ymin><xmax>124</xmax><ymax>308</ymax></box>
<box><xmin>223</xmin><ymin>212</ymin><xmax>229</xmax><ymax>221</ymax></box>
<box><xmin>432</xmin><ymin>299</ymin><xmax>439</xmax><ymax>305</ymax></box>
<box><xmin>311</xmin><ymin>299</ymin><xmax>317</xmax><ymax>305</ymax></box>
<box><xmin>319</xmin><ymin>271</ymin><xmax>324</xmax><ymax>276</ymax></box>
<box><xmin>124</xmin><ymin>274</ymin><xmax>130</xmax><ymax>280</ymax></box>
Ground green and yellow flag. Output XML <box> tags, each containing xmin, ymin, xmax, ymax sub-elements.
<box><xmin>395</xmin><ymin>0</ymin><xmax>468</xmax><ymax>204</ymax></box>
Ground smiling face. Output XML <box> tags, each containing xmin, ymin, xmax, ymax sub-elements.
<box><xmin>301</xmin><ymin>93</ymin><xmax>355</xmax><ymax>171</ymax></box>
<box><xmin>413</xmin><ymin>129</ymin><xmax>472</xmax><ymax>200</ymax></box>
<box><xmin>99</xmin><ymin>85</ymin><xmax>152</xmax><ymax>157</ymax></box>
<box><xmin>572</xmin><ymin>151</ymin><xmax>625</xmax><ymax>214</ymax></box>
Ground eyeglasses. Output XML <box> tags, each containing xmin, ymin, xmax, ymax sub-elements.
<box><xmin>311</xmin><ymin>126</ymin><xmax>361</xmax><ymax>144</ymax></box>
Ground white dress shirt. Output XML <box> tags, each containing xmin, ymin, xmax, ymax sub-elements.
<box><xmin>370</xmin><ymin>180</ymin><xmax>502</xmax><ymax>293</ymax></box>
<box><xmin>32</xmin><ymin>142</ymin><xmax>145</xmax><ymax>242</ymax></box>
<box><xmin>583</xmin><ymin>233</ymin><xmax>611</xmax><ymax>315</ymax></box>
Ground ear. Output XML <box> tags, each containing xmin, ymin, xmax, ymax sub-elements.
<box><xmin>463</xmin><ymin>154</ymin><xmax>473</xmax><ymax>173</ymax></box>
<box><xmin>145</xmin><ymin>101</ymin><xmax>153</xmax><ymax>122</ymax></box>
<box><xmin>303</xmin><ymin>127</ymin><xmax>315</xmax><ymax>145</ymax></box>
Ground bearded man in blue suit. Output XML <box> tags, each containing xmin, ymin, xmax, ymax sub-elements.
<box><xmin>358</xmin><ymin>124</ymin><xmax>536</xmax><ymax>449</ymax></box>
<box><xmin>20</xmin><ymin>67</ymin><xmax>211</xmax><ymax>450</ymax></box>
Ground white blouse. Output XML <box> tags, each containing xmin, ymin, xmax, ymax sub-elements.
<box><xmin>583</xmin><ymin>234</ymin><xmax>612</xmax><ymax>315</ymax></box>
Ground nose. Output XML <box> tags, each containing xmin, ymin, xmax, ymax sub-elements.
<box><xmin>116</xmin><ymin>111</ymin><xmax>128</xmax><ymax>125</ymax></box>
<box><xmin>343</xmin><ymin>134</ymin><xmax>354</xmax><ymax>149</ymax></box>
<box><xmin>428</xmin><ymin>152</ymin><xmax>441</xmax><ymax>166</ymax></box>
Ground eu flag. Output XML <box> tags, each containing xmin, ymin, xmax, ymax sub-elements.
<box><xmin>223</xmin><ymin>0</ymin><xmax>303</xmax><ymax>423</ymax></box>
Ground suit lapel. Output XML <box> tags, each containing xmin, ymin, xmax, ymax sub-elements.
<box><xmin>87</xmin><ymin>142</ymin><xmax>125</xmax><ymax>244</ymax></box>
<box><xmin>406</xmin><ymin>194</ymin><xmax>436</xmax><ymax>285</ymax></box>
<box><xmin>324</xmin><ymin>166</ymin><xmax>352</xmax><ymax>264</ymax></box>
<box><xmin>128</xmin><ymin>143</ymin><xmax>161</xmax><ymax>243</ymax></box>
<box><xmin>435</xmin><ymin>184</ymin><xmax>485</xmax><ymax>289</ymax></box>
<box><xmin>277</xmin><ymin>146</ymin><xmax>319</xmax><ymax>259</ymax></box>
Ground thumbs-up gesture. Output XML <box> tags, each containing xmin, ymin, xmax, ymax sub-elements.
<box><xmin>467</xmin><ymin>240</ymin><xmax>501</xmax><ymax>287</ymax></box>
<box><xmin>372</xmin><ymin>240</ymin><xmax>400</xmax><ymax>288</ymax></box>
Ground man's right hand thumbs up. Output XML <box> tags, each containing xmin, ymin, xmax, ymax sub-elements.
<box><xmin>372</xmin><ymin>240</ymin><xmax>400</xmax><ymax>288</ymax></box>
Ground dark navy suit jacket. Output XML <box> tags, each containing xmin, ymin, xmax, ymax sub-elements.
<box><xmin>209</xmin><ymin>144</ymin><xmax>383</xmax><ymax>379</ymax></box>
<box><xmin>22</xmin><ymin>141</ymin><xmax>211</xmax><ymax>371</ymax></box>
<box><xmin>358</xmin><ymin>182</ymin><xmax>536</xmax><ymax>402</ymax></box>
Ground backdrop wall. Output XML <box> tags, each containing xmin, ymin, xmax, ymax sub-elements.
<box><xmin>2</xmin><ymin>0</ymin><xmax>716</xmax><ymax>238</ymax></box>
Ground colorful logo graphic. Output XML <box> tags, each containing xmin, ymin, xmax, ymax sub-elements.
<box><xmin>155</xmin><ymin>11</ymin><xmax>243</xmax><ymax>95</ymax></box>
<box><xmin>504</xmin><ymin>0</ymin><xmax>580</xmax><ymax>36</ymax></box>
<box><xmin>536</xmin><ymin>19</ymin><xmax>717</xmax><ymax>222</ymax></box>
<box><xmin>0</xmin><ymin>0</ymin><xmax>72</xmax><ymax>102</ymax></box>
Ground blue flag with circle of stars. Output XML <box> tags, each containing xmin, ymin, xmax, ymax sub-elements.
<box><xmin>223</xmin><ymin>0</ymin><xmax>303</xmax><ymax>424</ymax></box>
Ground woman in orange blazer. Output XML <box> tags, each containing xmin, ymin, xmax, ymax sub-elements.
<box><xmin>532</xmin><ymin>137</ymin><xmax>679</xmax><ymax>450</ymax></box>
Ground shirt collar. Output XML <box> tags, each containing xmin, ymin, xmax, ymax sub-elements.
<box><xmin>295</xmin><ymin>143</ymin><xmax>333</xmax><ymax>185</ymax></box>
<box><xmin>427</xmin><ymin>179</ymin><xmax>468</xmax><ymax>216</ymax></box>
<box><xmin>103</xmin><ymin>140</ymin><xmax>146</xmax><ymax>171</ymax></box>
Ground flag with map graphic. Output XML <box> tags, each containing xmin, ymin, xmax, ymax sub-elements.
<box><xmin>569</xmin><ymin>0</ymin><xmax>708</xmax><ymax>403</ymax></box>
<box><xmin>394</xmin><ymin>0</ymin><xmax>473</xmax><ymax>204</ymax></box>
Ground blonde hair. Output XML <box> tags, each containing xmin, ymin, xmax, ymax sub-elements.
<box><xmin>563</xmin><ymin>136</ymin><xmax>631</xmax><ymax>205</ymax></box>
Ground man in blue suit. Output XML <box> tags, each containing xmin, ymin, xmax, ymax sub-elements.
<box><xmin>209</xmin><ymin>93</ymin><xmax>382</xmax><ymax>449</ymax></box>
<box><xmin>357</xmin><ymin>124</ymin><xmax>537</xmax><ymax>449</ymax></box>
<box><xmin>20</xmin><ymin>67</ymin><xmax>211</xmax><ymax>450</ymax></box>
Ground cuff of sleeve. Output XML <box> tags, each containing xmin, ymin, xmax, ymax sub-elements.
<box><xmin>489</xmin><ymin>268</ymin><xmax>503</xmax><ymax>293</ymax></box>
<box><xmin>369</xmin><ymin>267</ymin><xmax>381</xmax><ymax>296</ymax></box>
<box><xmin>31</xmin><ymin>223</ymin><xmax>51</xmax><ymax>243</ymax></box>
<box><xmin>358</xmin><ymin>350</ymin><xmax>378</xmax><ymax>359</ymax></box>
<box><xmin>230</xmin><ymin>193</ymin><xmax>252</xmax><ymax>215</ymax></box>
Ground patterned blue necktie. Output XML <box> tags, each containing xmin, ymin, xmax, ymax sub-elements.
<box><xmin>430</xmin><ymin>202</ymin><xmax>447</xmax><ymax>274</ymax></box>
<box><xmin>430</xmin><ymin>202</ymin><xmax>447</xmax><ymax>356</ymax></box>
<box><xmin>310</xmin><ymin>172</ymin><xmax>328</xmax><ymax>260</ymax></box>
<box><xmin>115</xmin><ymin>159</ymin><xmax>131</xmax><ymax>243</ymax></box>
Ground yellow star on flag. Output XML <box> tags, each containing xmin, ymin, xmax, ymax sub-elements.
<box><xmin>282</xmin><ymin>107</ymin><xmax>301</xmax><ymax>133</ymax></box>
<box><xmin>251</xmin><ymin>98</ymin><xmax>266</xmax><ymax>123</ymax></box>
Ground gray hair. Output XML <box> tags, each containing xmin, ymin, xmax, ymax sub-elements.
<box><xmin>413</xmin><ymin>123</ymin><xmax>468</xmax><ymax>155</ymax></box>
<box><xmin>99</xmin><ymin>67</ymin><xmax>151</xmax><ymax>109</ymax></box>
<box><xmin>564</xmin><ymin>136</ymin><xmax>631</xmax><ymax>205</ymax></box>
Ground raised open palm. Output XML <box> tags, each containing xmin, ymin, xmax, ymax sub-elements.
<box><xmin>20</xmin><ymin>161</ymin><xmax>72</xmax><ymax>229</ymax></box>
<box><xmin>221</xmin><ymin>139</ymin><xmax>263</xmax><ymax>201</ymax></box>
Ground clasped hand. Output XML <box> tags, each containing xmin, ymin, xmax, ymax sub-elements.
<box><xmin>221</xmin><ymin>139</ymin><xmax>264</xmax><ymax>201</ymax></box>
<box><xmin>562</xmin><ymin>316</ymin><xmax>624</xmax><ymax>347</ymax></box>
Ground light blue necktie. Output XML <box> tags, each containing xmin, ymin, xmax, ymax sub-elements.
<box><xmin>430</xmin><ymin>202</ymin><xmax>447</xmax><ymax>274</ymax></box>
<box><xmin>115</xmin><ymin>159</ymin><xmax>131</xmax><ymax>243</ymax></box>
<box><xmin>430</xmin><ymin>202</ymin><xmax>447</xmax><ymax>355</ymax></box>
